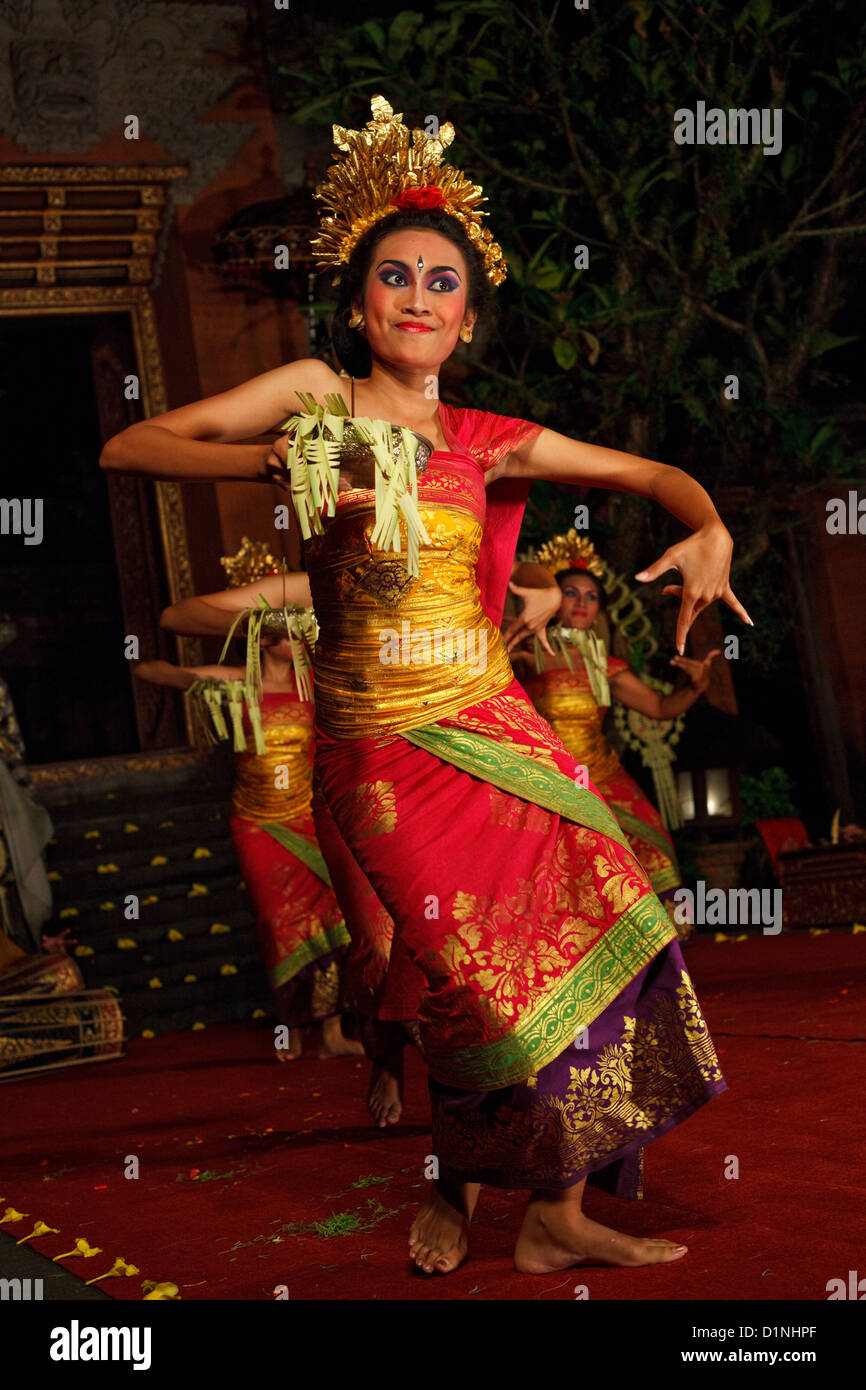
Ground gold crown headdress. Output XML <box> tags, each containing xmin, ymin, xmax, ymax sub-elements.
<box><xmin>533</xmin><ymin>531</ymin><xmax>606</xmax><ymax>579</ymax></box>
<box><xmin>311</xmin><ymin>94</ymin><xmax>506</xmax><ymax>287</ymax></box>
<box><xmin>220</xmin><ymin>536</ymin><xmax>282</xmax><ymax>589</ymax></box>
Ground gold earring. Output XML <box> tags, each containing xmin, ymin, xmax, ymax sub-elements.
<box><xmin>348</xmin><ymin>311</ymin><xmax>365</xmax><ymax>329</ymax></box>
<box><xmin>459</xmin><ymin>324</ymin><xmax>473</xmax><ymax>343</ymax></box>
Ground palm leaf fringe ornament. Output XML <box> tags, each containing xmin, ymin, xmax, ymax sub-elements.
<box><xmin>534</xmin><ymin>625</ymin><xmax>611</xmax><ymax>707</ymax></box>
<box><xmin>187</xmin><ymin>604</ymin><xmax>318</xmax><ymax>753</ymax></box>
<box><xmin>280</xmin><ymin>393</ymin><xmax>431</xmax><ymax>577</ymax></box>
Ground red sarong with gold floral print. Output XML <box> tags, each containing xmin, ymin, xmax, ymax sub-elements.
<box><xmin>309</xmin><ymin>402</ymin><xmax>725</xmax><ymax>1191</ymax></box>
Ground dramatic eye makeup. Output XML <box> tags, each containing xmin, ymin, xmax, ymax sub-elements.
<box><xmin>375</xmin><ymin>259</ymin><xmax>462</xmax><ymax>291</ymax></box>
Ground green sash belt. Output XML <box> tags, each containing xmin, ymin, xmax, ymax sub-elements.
<box><xmin>258</xmin><ymin>823</ymin><xmax>351</xmax><ymax>985</ymax></box>
<box><xmin>260</xmin><ymin>822</ymin><xmax>333</xmax><ymax>885</ymax></box>
<box><xmin>403</xmin><ymin>722</ymin><xmax>633</xmax><ymax>852</ymax></box>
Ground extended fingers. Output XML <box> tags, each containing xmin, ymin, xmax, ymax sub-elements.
<box><xmin>723</xmin><ymin>586</ymin><xmax>754</xmax><ymax>626</ymax></box>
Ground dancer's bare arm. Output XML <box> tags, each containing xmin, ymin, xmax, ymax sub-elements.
<box><xmin>610</xmin><ymin>651</ymin><xmax>722</xmax><ymax>718</ymax></box>
<box><xmin>99</xmin><ymin>358</ymin><xmax>342</xmax><ymax>482</ymax></box>
<box><xmin>134</xmin><ymin>660</ymin><xmax>245</xmax><ymax>690</ymax></box>
<box><xmin>160</xmin><ymin>573</ymin><xmax>312</xmax><ymax>637</ymax></box>
<box><xmin>492</xmin><ymin>428</ymin><xmax>751</xmax><ymax>653</ymax></box>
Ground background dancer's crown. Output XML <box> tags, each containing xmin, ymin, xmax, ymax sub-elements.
<box><xmin>535</xmin><ymin>531</ymin><xmax>606</xmax><ymax>578</ymax></box>
<box><xmin>220</xmin><ymin>536</ymin><xmax>282</xmax><ymax>587</ymax></box>
<box><xmin>311</xmin><ymin>94</ymin><xmax>506</xmax><ymax>287</ymax></box>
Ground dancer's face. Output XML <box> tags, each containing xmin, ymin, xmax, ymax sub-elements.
<box><xmin>353</xmin><ymin>228</ymin><xmax>476</xmax><ymax>372</ymax></box>
<box><xmin>557</xmin><ymin>573</ymin><xmax>601</xmax><ymax>629</ymax></box>
<box><xmin>260</xmin><ymin>636</ymin><xmax>294</xmax><ymax>663</ymax></box>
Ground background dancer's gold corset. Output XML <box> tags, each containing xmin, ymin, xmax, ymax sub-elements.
<box><xmin>526</xmin><ymin>669</ymin><xmax>623</xmax><ymax>784</ymax></box>
<box><xmin>232</xmin><ymin>700</ymin><xmax>314</xmax><ymax>822</ymax></box>
<box><xmin>308</xmin><ymin>496</ymin><xmax>513</xmax><ymax>738</ymax></box>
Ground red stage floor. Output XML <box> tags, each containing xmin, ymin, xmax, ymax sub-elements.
<box><xmin>2</xmin><ymin>932</ymin><xmax>863</xmax><ymax>1301</ymax></box>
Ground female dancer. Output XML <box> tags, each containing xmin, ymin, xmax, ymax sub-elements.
<box><xmin>515</xmin><ymin>534</ymin><xmax>721</xmax><ymax>944</ymax></box>
<box><xmin>101</xmin><ymin>95</ymin><xmax>751</xmax><ymax>1277</ymax></box>
<box><xmin>135</xmin><ymin>581</ymin><xmax>362</xmax><ymax>1062</ymax></box>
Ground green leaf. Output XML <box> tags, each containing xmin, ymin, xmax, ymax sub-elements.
<box><xmin>553</xmin><ymin>337</ymin><xmax>578</xmax><ymax>370</ymax></box>
<box><xmin>809</xmin><ymin>331</ymin><xmax>859</xmax><ymax>359</ymax></box>
<box><xmin>469</xmin><ymin>57</ymin><xmax>500</xmax><ymax>83</ymax></box>
<box><xmin>808</xmin><ymin>424</ymin><xmax>836</xmax><ymax>454</ymax></box>
<box><xmin>361</xmin><ymin>20</ymin><xmax>387</xmax><ymax>57</ymax></box>
<box><xmin>388</xmin><ymin>10</ymin><xmax>424</xmax><ymax>54</ymax></box>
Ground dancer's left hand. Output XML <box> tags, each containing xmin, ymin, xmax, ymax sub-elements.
<box><xmin>635</xmin><ymin>523</ymin><xmax>752</xmax><ymax>654</ymax></box>
<box><xmin>670</xmin><ymin>649</ymin><xmax>721</xmax><ymax>692</ymax></box>
<box><xmin>502</xmin><ymin>583</ymin><xmax>560</xmax><ymax>655</ymax></box>
<box><xmin>263</xmin><ymin>432</ymin><xmax>291</xmax><ymax>487</ymax></box>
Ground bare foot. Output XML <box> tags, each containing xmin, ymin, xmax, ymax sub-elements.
<box><xmin>409</xmin><ymin>1181</ymin><xmax>480</xmax><ymax>1274</ymax></box>
<box><xmin>514</xmin><ymin>1197</ymin><xmax>688</xmax><ymax>1274</ymax></box>
<box><xmin>276</xmin><ymin>1028</ymin><xmax>303</xmax><ymax>1062</ymax></box>
<box><xmin>367</xmin><ymin>1053</ymin><xmax>403</xmax><ymax>1127</ymax></box>
<box><xmin>318</xmin><ymin>1015</ymin><xmax>366</xmax><ymax>1059</ymax></box>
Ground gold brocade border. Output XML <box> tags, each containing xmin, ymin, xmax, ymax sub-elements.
<box><xmin>423</xmin><ymin>893</ymin><xmax>677</xmax><ymax>1091</ymax></box>
<box><xmin>648</xmin><ymin>864</ymin><xmax>681</xmax><ymax>894</ymax></box>
<box><xmin>270</xmin><ymin>922</ymin><xmax>352</xmax><ymax>989</ymax></box>
<box><xmin>615</xmin><ymin>805</ymin><xmax>679</xmax><ymax>862</ymax></box>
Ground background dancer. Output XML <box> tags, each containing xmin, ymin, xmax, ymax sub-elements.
<box><xmin>137</xmin><ymin>554</ymin><xmax>361</xmax><ymax>1062</ymax></box>
<box><xmin>514</xmin><ymin>533</ymin><xmax>721</xmax><ymax>944</ymax></box>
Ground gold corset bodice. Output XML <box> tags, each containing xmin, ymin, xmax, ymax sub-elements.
<box><xmin>307</xmin><ymin>494</ymin><xmax>513</xmax><ymax>738</ymax></box>
<box><xmin>524</xmin><ymin>667</ymin><xmax>622</xmax><ymax>785</ymax></box>
<box><xmin>231</xmin><ymin>695</ymin><xmax>314</xmax><ymax>822</ymax></box>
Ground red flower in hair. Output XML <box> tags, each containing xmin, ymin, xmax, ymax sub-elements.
<box><xmin>393</xmin><ymin>186</ymin><xmax>447</xmax><ymax>211</ymax></box>
<box><xmin>569</xmin><ymin>558</ymin><xmax>589</xmax><ymax>570</ymax></box>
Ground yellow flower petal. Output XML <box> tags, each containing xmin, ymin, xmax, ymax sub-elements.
<box><xmin>150</xmin><ymin>855</ymin><xmax>168</xmax><ymax>867</ymax></box>
<box><xmin>142</xmin><ymin>895</ymin><xmax>159</xmax><ymax>906</ymax></box>
<box><xmin>159</xmin><ymin>820</ymin><xmax>174</xmax><ymax>828</ymax></box>
<box><xmin>183</xmin><ymin>974</ymin><xmax>197</xmax><ymax>983</ymax></box>
<box><xmin>97</xmin><ymin>863</ymin><xmax>119</xmax><ymax>874</ymax></box>
<box><xmin>220</xmin><ymin>964</ymin><xmax>237</xmax><ymax>976</ymax></box>
<box><xmin>53</xmin><ymin>1237</ymin><xmax>102</xmax><ymax>1261</ymax></box>
<box><xmin>141</xmin><ymin>1030</ymin><xmax>155</xmax><ymax>1039</ymax></box>
<box><xmin>84</xmin><ymin>830</ymin><xmax>100</xmax><ymax>839</ymax></box>
<box><xmin>192</xmin><ymin>1022</ymin><xmax>206</xmax><ymax>1031</ymax></box>
<box><xmin>142</xmin><ymin>1280</ymin><xmax>181</xmax><ymax>1300</ymax></box>
<box><xmin>187</xmin><ymin>884</ymin><xmax>208</xmax><ymax>897</ymax></box>
<box><xmin>193</xmin><ymin>847</ymin><xmax>212</xmax><ymax>859</ymax></box>
<box><xmin>74</xmin><ymin>945</ymin><xmax>94</xmax><ymax>957</ymax></box>
<box><xmin>166</xmin><ymin>928</ymin><xmax>184</xmax><ymax>942</ymax></box>
<box><xmin>0</xmin><ymin>1208</ymin><xmax>27</xmax><ymax>1225</ymax></box>
<box><xmin>59</xmin><ymin>908</ymin><xmax>79</xmax><ymax>919</ymax></box>
<box><xmin>148</xmin><ymin>978</ymin><xmax>163</xmax><ymax>989</ymax></box>
<box><xmin>99</xmin><ymin>901</ymin><xmax>116</xmax><ymax>911</ymax></box>
<box><xmin>116</xmin><ymin>937</ymin><xmax>138</xmax><ymax>950</ymax></box>
<box><xmin>85</xmin><ymin>1256</ymin><xmax>139</xmax><ymax>1285</ymax></box>
<box><xmin>47</xmin><ymin>871</ymin><xmax>62</xmax><ymax>882</ymax></box>
<box><xmin>16</xmin><ymin>1220</ymin><xmax>60</xmax><ymax>1245</ymax></box>
<box><xmin>251</xmin><ymin>1009</ymin><xmax>266</xmax><ymax>1019</ymax></box>
<box><xmin>124</xmin><ymin>823</ymin><xmax>140</xmax><ymax>833</ymax></box>
<box><xmin>209</xmin><ymin>922</ymin><xmax>231</xmax><ymax>935</ymax></box>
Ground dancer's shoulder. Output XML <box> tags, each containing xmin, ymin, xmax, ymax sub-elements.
<box><xmin>439</xmin><ymin>402</ymin><xmax>542</xmax><ymax>471</ymax></box>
